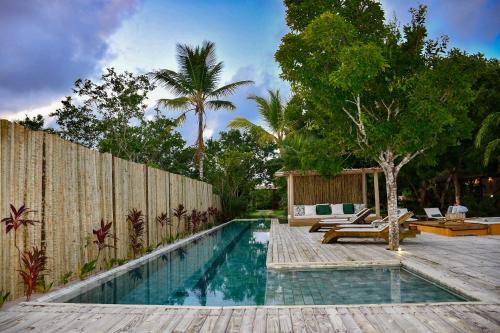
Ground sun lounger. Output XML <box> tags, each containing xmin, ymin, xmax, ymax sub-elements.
<box><xmin>309</xmin><ymin>209</ymin><xmax>371</xmax><ymax>232</ymax></box>
<box><xmin>322</xmin><ymin>211</ymin><xmax>419</xmax><ymax>243</ymax></box>
<box><xmin>424</xmin><ymin>207</ymin><xmax>445</xmax><ymax>220</ymax></box>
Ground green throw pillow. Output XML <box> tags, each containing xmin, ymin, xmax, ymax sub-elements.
<box><xmin>343</xmin><ymin>203</ymin><xmax>355</xmax><ymax>214</ymax></box>
<box><xmin>316</xmin><ymin>204</ymin><xmax>332</xmax><ymax>215</ymax></box>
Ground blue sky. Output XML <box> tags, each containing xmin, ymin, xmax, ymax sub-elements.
<box><xmin>0</xmin><ymin>0</ymin><xmax>498</xmax><ymax>143</ymax></box>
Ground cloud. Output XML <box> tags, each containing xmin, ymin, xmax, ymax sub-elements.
<box><xmin>0</xmin><ymin>0</ymin><xmax>140</xmax><ymax>114</ymax></box>
<box><xmin>380</xmin><ymin>0</ymin><xmax>500</xmax><ymax>52</ymax></box>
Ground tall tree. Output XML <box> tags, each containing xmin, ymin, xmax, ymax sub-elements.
<box><xmin>276</xmin><ymin>3</ymin><xmax>476</xmax><ymax>249</ymax></box>
<box><xmin>51</xmin><ymin>68</ymin><xmax>155</xmax><ymax>153</ymax></box>
<box><xmin>151</xmin><ymin>41</ymin><xmax>253</xmax><ymax>179</ymax></box>
<box><xmin>228</xmin><ymin>89</ymin><xmax>289</xmax><ymax>155</ymax></box>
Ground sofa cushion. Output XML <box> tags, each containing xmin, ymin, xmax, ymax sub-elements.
<box><xmin>304</xmin><ymin>205</ymin><xmax>316</xmax><ymax>216</ymax></box>
<box><xmin>331</xmin><ymin>204</ymin><xmax>344</xmax><ymax>214</ymax></box>
<box><xmin>354</xmin><ymin>203</ymin><xmax>366</xmax><ymax>213</ymax></box>
<box><xmin>316</xmin><ymin>204</ymin><xmax>332</xmax><ymax>215</ymax></box>
<box><xmin>293</xmin><ymin>205</ymin><xmax>305</xmax><ymax>217</ymax></box>
<box><xmin>343</xmin><ymin>203</ymin><xmax>355</xmax><ymax>214</ymax></box>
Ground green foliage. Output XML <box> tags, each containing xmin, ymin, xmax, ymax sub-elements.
<box><xmin>151</xmin><ymin>41</ymin><xmax>253</xmax><ymax>179</ymax></box>
<box><xmin>103</xmin><ymin>258</ymin><xmax>129</xmax><ymax>270</ymax></box>
<box><xmin>36</xmin><ymin>280</ymin><xmax>54</xmax><ymax>293</ymax></box>
<box><xmin>0</xmin><ymin>290</ymin><xmax>10</xmax><ymax>308</ymax></box>
<box><xmin>79</xmin><ymin>260</ymin><xmax>97</xmax><ymax>280</ymax></box>
<box><xmin>204</xmin><ymin>130</ymin><xmax>281</xmax><ymax>218</ymax></box>
<box><xmin>60</xmin><ymin>272</ymin><xmax>73</xmax><ymax>285</ymax></box>
<box><xmin>276</xmin><ymin>2</ymin><xmax>477</xmax><ymax>175</ymax></box>
<box><xmin>16</xmin><ymin>114</ymin><xmax>52</xmax><ymax>132</ymax></box>
<box><xmin>140</xmin><ymin>244</ymin><xmax>156</xmax><ymax>255</ymax></box>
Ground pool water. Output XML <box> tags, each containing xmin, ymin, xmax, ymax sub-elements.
<box><xmin>66</xmin><ymin>220</ymin><xmax>466</xmax><ymax>306</ymax></box>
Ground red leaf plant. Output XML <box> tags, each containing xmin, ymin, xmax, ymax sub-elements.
<box><xmin>172</xmin><ymin>204</ymin><xmax>187</xmax><ymax>235</ymax></box>
<box><xmin>207</xmin><ymin>206</ymin><xmax>218</xmax><ymax>217</ymax></box>
<box><xmin>18</xmin><ymin>247</ymin><xmax>47</xmax><ymax>301</ymax></box>
<box><xmin>188</xmin><ymin>209</ymin><xmax>203</xmax><ymax>233</ymax></box>
<box><xmin>1</xmin><ymin>204</ymin><xmax>39</xmax><ymax>267</ymax></box>
<box><xmin>127</xmin><ymin>209</ymin><xmax>144</xmax><ymax>258</ymax></box>
<box><xmin>92</xmin><ymin>219</ymin><xmax>116</xmax><ymax>259</ymax></box>
<box><xmin>200</xmin><ymin>211</ymin><xmax>208</xmax><ymax>227</ymax></box>
<box><xmin>156</xmin><ymin>212</ymin><xmax>171</xmax><ymax>242</ymax></box>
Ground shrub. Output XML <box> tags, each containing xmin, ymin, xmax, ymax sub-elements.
<box><xmin>1</xmin><ymin>204</ymin><xmax>39</xmax><ymax>262</ymax></box>
<box><xmin>18</xmin><ymin>247</ymin><xmax>47</xmax><ymax>300</ymax></box>
<box><xmin>173</xmin><ymin>204</ymin><xmax>187</xmax><ymax>235</ymax></box>
<box><xmin>79</xmin><ymin>260</ymin><xmax>97</xmax><ymax>280</ymax></box>
<box><xmin>156</xmin><ymin>212</ymin><xmax>171</xmax><ymax>244</ymax></box>
<box><xmin>127</xmin><ymin>209</ymin><xmax>145</xmax><ymax>258</ymax></box>
<box><xmin>0</xmin><ymin>291</ymin><xmax>10</xmax><ymax>308</ymax></box>
<box><xmin>60</xmin><ymin>272</ymin><xmax>73</xmax><ymax>285</ymax></box>
<box><xmin>92</xmin><ymin>219</ymin><xmax>115</xmax><ymax>259</ymax></box>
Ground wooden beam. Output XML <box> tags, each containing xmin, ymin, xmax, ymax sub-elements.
<box><xmin>275</xmin><ymin>167</ymin><xmax>383</xmax><ymax>177</ymax></box>
<box><xmin>374</xmin><ymin>172</ymin><xmax>380</xmax><ymax>216</ymax></box>
<box><xmin>362</xmin><ymin>172</ymin><xmax>367</xmax><ymax>205</ymax></box>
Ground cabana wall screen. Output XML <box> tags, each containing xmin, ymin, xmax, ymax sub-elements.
<box><xmin>0</xmin><ymin>120</ymin><xmax>221</xmax><ymax>299</ymax></box>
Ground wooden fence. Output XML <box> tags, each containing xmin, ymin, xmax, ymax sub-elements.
<box><xmin>0</xmin><ymin>120</ymin><xmax>221</xmax><ymax>299</ymax></box>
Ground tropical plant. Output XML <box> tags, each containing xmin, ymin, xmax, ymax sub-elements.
<box><xmin>92</xmin><ymin>219</ymin><xmax>115</xmax><ymax>259</ymax></box>
<box><xmin>475</xmin><ymin>112</ymin><xmax>500</xmax><ymax>165</ymax></box>
<box><xmin>18</xmin><ymin>247</ymin><xmax>47</xmax><ymax>300</ymax></box>
<box><xmin>127</xmin><ymin>209</ymin><xmax>145</xmax><ymax>258</ymax></box>
<box><xmin>0</xmin><ymin>291</ymin><xmax>10</xmax><ymax>308</ymax></box>
<box><xmin>78</xmin><ymin>260</ymin><xmax>97</xmax><ymax>280</ymax></box>
<box><xmin>228</xmin><ymin>89</ymin><xmax>289</xmax><ymax>154</ymax></box>
<box><xmin>156</xmin><ymin>212</ymin><xmax>171</xmax><ymax>244</ymax></box>
<box><xmin>60</xmin><ymin>272</ymin><xmax>73</xmax><ymax>285</ymax></box>
<box><xmin>36</xmin><ymin>280</ymin><xmax>53</xmax><ymax>293</ymax></box>
<box><xmin>1</xmin><ymin>204</ymin><xmax>39</xmax><ymax>263</ymax></box>
<box><xmin>200</xmin><ymin>211</ymin><xmax>208</xmax><ymax>229</ymax></box>
<box><xmin>187</xmin><ymin>209</ymin><xmax>203</xmax><ymax>233</ymax></box>
<box><xmin>151</xmin><ymin>41</ymin><xmax>253</xmax><ymax>179</ymax></box>
<box><xmin>173</xmin><ymin>204</ymin><xmax>187</xmax><ymax>235</ymax></box>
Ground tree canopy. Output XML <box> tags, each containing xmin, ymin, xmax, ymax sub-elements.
<box><xmin>276</xmin><ymin>2</ymin><xmax>480</xmax><ymax>249</ymax></box>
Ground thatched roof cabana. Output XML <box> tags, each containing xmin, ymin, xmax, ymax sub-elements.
<box><xmin>275</xmin><ymin>168</ymin><xmax>382</xmax><ymax>226</ymax></box>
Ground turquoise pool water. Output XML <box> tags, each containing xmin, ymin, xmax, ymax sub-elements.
<box><xmin>66</xmin><ymin>220</ymin><xmax>466</xmax><ymax>306</ymax></box>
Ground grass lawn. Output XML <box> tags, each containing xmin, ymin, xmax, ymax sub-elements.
<box><xmin>243</xmin><ymin>209</ymin><xmax>286</xmax><ymax>218</ymax></box>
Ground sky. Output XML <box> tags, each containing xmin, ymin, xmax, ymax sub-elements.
<box><xmin>1</xmin><ymin>0</ymin><xmax>499</xmax><ymax>143</ymax></box>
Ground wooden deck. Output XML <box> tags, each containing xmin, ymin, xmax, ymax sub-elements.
<box><xmin>1</xmin><ymin>220</ymin><xmax>500</xmax><ymax>332</ymax></box>
<box><xmin>267</xmin><ymin>221</ymin><xmax>500</xmax><ymax>303</ymax></box>
<box><xmin>1</xmin><ymin>302</ymin><xmax>499</xmax><ymax>332</ymax></box>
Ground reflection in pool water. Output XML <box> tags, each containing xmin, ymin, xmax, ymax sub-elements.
<box><xmin>66</xmin><ymin>220</ymin><xmax>466</xmax><ymax>306</ymax></box>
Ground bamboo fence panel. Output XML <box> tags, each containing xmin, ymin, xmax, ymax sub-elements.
<box><xmin>293</xmin><ymin>174</ymin><xmax>363</xmax><ymax>205</ymax></box>
<box><xmin>0</xmin><ymin>120</ymin><xmax>43</xmax><ymax>297</ymax></box>
<box><xmin>146</xmin><ymin>167</ymin><xmax>170</xmax><ymax>246</ymax></box>
<box><xmin>112</xmin><ymin>157</ymin><xmax>147</xmax><ymax>259</ymax></box>
<box><xmin>0</xmin><ymin>120</ymin><xmax>220</xmax><ymax>299</ymax></box>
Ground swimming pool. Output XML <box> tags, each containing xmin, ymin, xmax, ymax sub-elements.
<box><xmin>61</xmin><ymin>220</ymin><xmax>467</xmax><ymax>306</ymax></box>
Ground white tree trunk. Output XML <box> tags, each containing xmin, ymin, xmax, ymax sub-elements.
<box><xmin>385</xmin><ymin>168</ymin><xmax>399</xmax><ymax>250</ymax></box>
<box><xmin>378</xmin><ymin>151</ymin><xmax>400</xmax><ymax>250</ymax></box>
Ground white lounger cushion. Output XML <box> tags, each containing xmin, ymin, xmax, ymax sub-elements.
<box><xmin>339</xmin><ymin>224</ymin><xmax>389</xmax><ymax>232</ymax></box>
<box><xmin>425</xmin><ymin>208</ymin><xmax>444</xmax><ymax>218</ymax></box>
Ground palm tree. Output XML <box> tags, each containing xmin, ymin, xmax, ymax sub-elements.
<box><xmin>151</xmin><ymin>41</ymin><xmax>253</xmax><ymax>179</ymax></box>
<box><xmin>475</xmin><ymin>112</ymin><xmax>500</xmax><ymax>165</ymax></box>
<box><xmin>228</xmin><ymin>89</ymin><xmax>288</xmax><ymax>154</ymax></box>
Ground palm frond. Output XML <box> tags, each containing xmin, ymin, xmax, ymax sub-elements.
<box><xmin>210</xmin><ymin>80</ymin><xmax>254</xmax><ymax>98</ymax></box>
<box><xmin>150</xmin><ymin>69</ymin><xmax>191</xmax><ymax>96</ymax></box>
<box><xmin>247</xmin><ymin>89</ymin><xmax>284</xmax><ymax>132</ymax></box>
<box><xmin>157</xmin><ymin>97</ymin><xmax>192</xmax><ymax>110</ymax></box>
<box><xmin>483</xmin><ymin>138</ymin><xmax>500</xmax><ymax>166</ymax></box>
<box><xmin>228</xmin><ymin>117</ymin><xmax>276</xmax><ymax>145</ymax></box>
<box><xmin>206</xmin><ymin>100</ymin><xmax>236</xmax><ymax>111</ymax></box>
<box><xmin>475</xmin><ymin>112</ymin><xmax>500</xmax><ymax>147</ymax></box>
